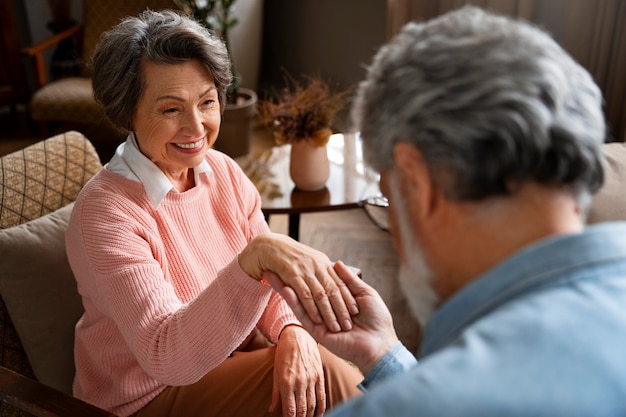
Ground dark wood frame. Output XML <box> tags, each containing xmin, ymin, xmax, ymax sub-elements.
<box><xmin>0</xmin><ymin>366</ymin><xmax>116</xmax><ymax>417</ymax></box>
<box><xmin>22</xmin><ymin>24</ymin><xmax>83</xmax><ymax>90</ymax></box>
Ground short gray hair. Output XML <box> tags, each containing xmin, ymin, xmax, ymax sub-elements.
<box><xmin>352</xmin><ymin>6</ymin><xmax>606</xmax><ymax>203</ymax></box>
<box><xmin>92</xmin><ymin>9</ymin><xmax>232</xmax><ymax>131</ymax></box>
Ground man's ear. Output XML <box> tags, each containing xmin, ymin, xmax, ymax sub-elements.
<box><xmin>393</xmin><ymin>142</ymin><xmax>437</xmax><ymax>220</ymax></box>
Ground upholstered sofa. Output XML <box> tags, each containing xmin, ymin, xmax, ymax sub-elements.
<box><xmin>0</xmin><ymin>131</ymin><xmax>112</xmax><ymax>416</ymax></box>
<box><xmin>586</xmin><ymin>142</ymin><xmax>626</xmax><ymax>223</ymax></box>
<box><xmin>0</xmin><ymin>130</ymin><xmax>625</xmax><ymax>416</ymax></box>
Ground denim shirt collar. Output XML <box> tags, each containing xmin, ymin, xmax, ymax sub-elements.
<box><xmin>421</xmin><ymin>222</ymin><xmax>626</xmax><ymax>356</ymax></box>
<box><xmin>107</xmin><ymin>132</ymin><xmax>212</xmax><ymax>209</ymax></box>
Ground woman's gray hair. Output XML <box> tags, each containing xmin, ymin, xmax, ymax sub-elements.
<box><xmin>92</xmin><ymin>9</ymin><xmax>232</xmax><ymax>131</ymax></box>
<box><xmin>351</xmin><ymin>6</ymin><xmax>606</xmax><ymax>204</ymax></box>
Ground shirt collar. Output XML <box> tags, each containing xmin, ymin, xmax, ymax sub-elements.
<box><xmin>106</xmin><ymin>132</ymin><xmax>212</xmax><ymax>209</ymax></box>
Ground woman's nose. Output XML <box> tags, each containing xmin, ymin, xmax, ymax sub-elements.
<box><xmin>183</xmin><ymin>108</ymin><xmax>205</xmax><ymax>136</ymax></box>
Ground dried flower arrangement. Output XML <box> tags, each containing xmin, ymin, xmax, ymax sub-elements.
<box><xmin>257</xmin><ymin>75</ymin><xmax>353</xmax><ymax>147</ymax></box>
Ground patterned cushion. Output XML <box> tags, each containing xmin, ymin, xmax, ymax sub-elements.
<box><xmin>0</xmin><ymin>132</ymin><xmax>101</xmax><ymax>415</ymax></box>
<box><xmin>0</xmin><ymin>131</ymin><xmax>102</xmax><ymax>228</ymax></box>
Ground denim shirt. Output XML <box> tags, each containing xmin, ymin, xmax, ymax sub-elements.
<box><xmin>329</xmin><ymin>223</ymin><xmax>626</xmax><ymax>416</ymax></box>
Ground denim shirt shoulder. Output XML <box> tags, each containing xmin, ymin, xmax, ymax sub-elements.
<box><xmin>421</xmin><ymin>222</ymin><xmax>626</xmax><ymax>356</ymax></box>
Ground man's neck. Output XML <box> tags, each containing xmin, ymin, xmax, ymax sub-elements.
<box><xmin>424</xmin><ymin>183</ymin><xmax>584</xmax><ymax>301</ymax></box>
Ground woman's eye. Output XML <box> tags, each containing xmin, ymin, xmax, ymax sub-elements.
<box><xmin>202</xmin><ymin>99</ymin><xmax>216</xmax><ymax>107</ymax></box>
<box><xmin>163</xmin><ymin>107</ymin><xmax>178</xmax><ymax>114</ymax></box>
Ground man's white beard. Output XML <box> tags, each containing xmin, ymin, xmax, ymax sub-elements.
<box><xmin>390</xmin><ymin>174</ymin><xmax>440</xmax><ymax>328</ymax></box>
<box><xmin>397</xmin><ymin>251</ymin><xmax>439</xmax><ymax>329</ymax></box>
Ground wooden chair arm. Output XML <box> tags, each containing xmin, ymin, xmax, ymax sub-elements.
<box><xmin>0</xmin><ymin>366</ymin><xmax>116</xmax><ymax>417</ymax></box>
<box><xmin>22</xmin><ymin>24</ymin><xmax>82</xmax><ymax>88</ymax></box>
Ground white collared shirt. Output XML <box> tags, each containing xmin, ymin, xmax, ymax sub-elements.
<box><xmin>106</xmin><ymin>132</ymin><xmax>213</xmax><ymax>209</ymax></box>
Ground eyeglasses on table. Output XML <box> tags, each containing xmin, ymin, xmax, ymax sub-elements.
<box><xmin>358</xmin><ymin>195</ymin><xmax>389</xmax><ymax>232</ymax></box>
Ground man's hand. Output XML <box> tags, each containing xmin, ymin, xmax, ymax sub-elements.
<box><xmin>265</xmin><ymin>261</ymin><xmax>399</xmax><ymax>375</ymax></box>
<box><xmin>239</xmin><ymin>233</ymin><xmax>358</xmax><ymax>333</ymax></box>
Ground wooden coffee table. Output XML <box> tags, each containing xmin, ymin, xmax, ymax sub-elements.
<box><xmin>240</xmin><ymin>132</ymin><xmax>381</xmax><ymax>240</ymax></box>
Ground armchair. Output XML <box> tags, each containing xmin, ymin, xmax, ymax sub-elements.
<box><xmin>0</xmin><ymin>131</ymin><xmax>110</xmax><ymax>416</ymax></box>
<box><xmin>22</xmin><ymin>0</ymin><xmax>177</xmax><ymax>161</ymax></box>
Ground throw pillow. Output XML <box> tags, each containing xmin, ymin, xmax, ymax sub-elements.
<box><xmin>0</xmin><ymin>202</ymin><xmax>83</xmax><ymax>394</ymax></box>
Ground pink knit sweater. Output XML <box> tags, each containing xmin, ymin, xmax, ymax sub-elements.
<box><xmin>65</xmin><ymin>150</ymin><xmax>299</xmax><ymax>416</ymax></box>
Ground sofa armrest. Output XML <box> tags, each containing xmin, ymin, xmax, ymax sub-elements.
<box><xmin>22</xmin><ymin>24</ymin><xmax>82</xmax><ymax>88</ymax></box>
<box><xmin>0</xmin><ymin>366</ymin><xmax>116</xmax><ymax>417</ymax></box>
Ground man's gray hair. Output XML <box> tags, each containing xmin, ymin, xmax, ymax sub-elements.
<box><xmin>351</xmin><ymin>6</ymin><xmax>606</xmax><ymax>203</ymax></box>
<box><xmin>92</xmin><ymin>9</ymin><xmax>232</xmax><ymax>131</ymax></box>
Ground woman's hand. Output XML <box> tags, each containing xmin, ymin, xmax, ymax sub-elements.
<box><xmin>239</xmin><ymin>233</ymin><xmax>358</xmax><ymax>333</ymax></box>
<box><xmin>269</xmin><ymin>325</ymin><xmax>325</xmax><ymax>417</ymax></box>
<box><xmin>267</xmin><ymin>261</ymin><xmax>399</xmax><ymax>376</ymax></box>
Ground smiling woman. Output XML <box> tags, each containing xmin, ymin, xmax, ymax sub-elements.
<box><xmin>132</xmin><ymin>60</ymin><xmax>221</xmax><ymax>191</ymax></box>
<box><xmin>64</xmin><ymin>9</ymin><xmax>363</xmax><ymax>417</ymax></box>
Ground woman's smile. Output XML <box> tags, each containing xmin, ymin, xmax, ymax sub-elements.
<box><xmin>173</xmin><ymin>138</ymin><xmax>206</xmax><ymax>151</ymax></box>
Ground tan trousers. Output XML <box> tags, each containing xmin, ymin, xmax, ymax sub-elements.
<box><xmin>135</xmin><ymin>344</ymin><xmax>363</xmax><ymax>417</ymax></box>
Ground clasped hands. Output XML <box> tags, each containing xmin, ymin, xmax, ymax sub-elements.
<box><xmin>239</xmin><ymin>233</ymin><xmax>358</xmax><ymax>332</ymax></box>
<box><xmin>239</xmin><ymin>233</ymin><xmax>398</xmax><ymax>374</ymax></box>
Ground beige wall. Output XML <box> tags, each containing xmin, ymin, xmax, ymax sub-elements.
<box><xmin>222</xmin><ymin>0</ymin><xmax>264</xmax><ymax>91</ymax></box>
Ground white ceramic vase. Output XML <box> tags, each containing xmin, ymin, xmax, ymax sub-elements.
<box><xmin>289</xmin><ymin>140</ymin><xmax>330</xmax><ymax>191</ymax></box>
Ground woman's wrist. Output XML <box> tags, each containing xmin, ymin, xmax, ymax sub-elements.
<box><xmin>277</xmin><ymin>324</ymin><xmax>307</xmax><ymax>342</ymax></box>
<box><xmin>238</xmin><ymin>234</ymin><xmax>278</xmax><ymax>281</ymax></box>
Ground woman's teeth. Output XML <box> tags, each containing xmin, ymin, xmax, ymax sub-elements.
<box><xmin>175</xmin><ymin>138</ymin><xmax>204</xmax><ymax>149</ymax></box>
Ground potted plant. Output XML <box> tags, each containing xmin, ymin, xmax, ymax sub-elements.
<box><xmin>258</xmin><ymin>74</ymin><xmax>352</xmax><ymax>191</ymax></box>
<box><xmin>174</xmin><ymin>0</ymin><xmax>257</xmax><ymax>158</ymax></box>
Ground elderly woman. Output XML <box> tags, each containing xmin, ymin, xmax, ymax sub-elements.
<box><xmin>65</xmin><ymin>9</ymin><xmax>362</xmax><ymax>417</ymax></box>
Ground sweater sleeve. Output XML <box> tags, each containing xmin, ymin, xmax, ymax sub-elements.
<box><xmin>257</xmin><ymin>290</ymin><xmax>302</xmax><ymax>343</ymax></box>
<box><xmin>221</xmin><ymin>155</ymin><xmax>302</xmax><ymax>342</ymax></box>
